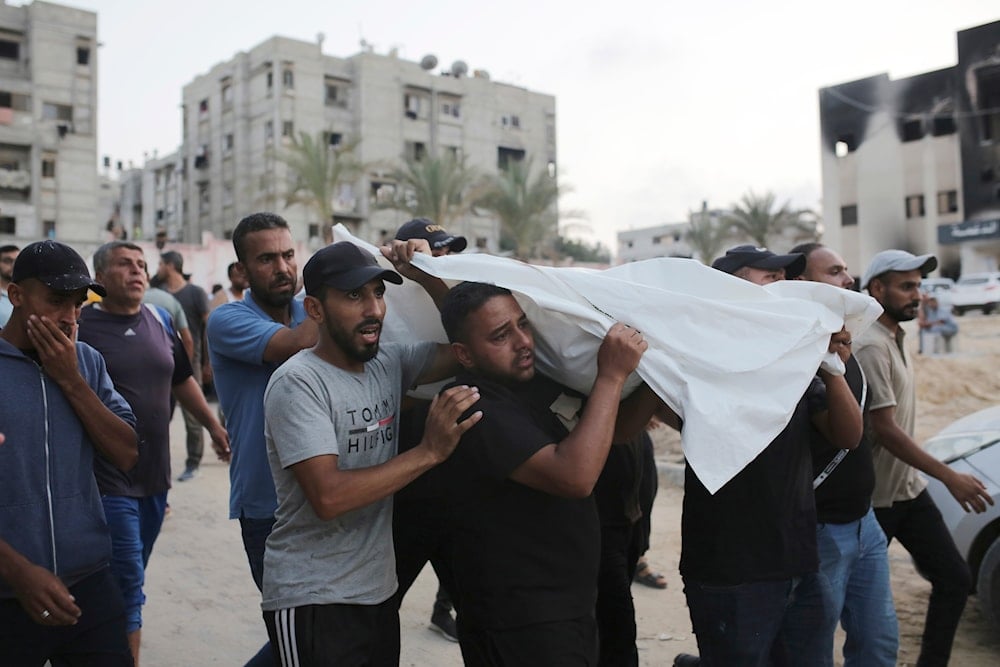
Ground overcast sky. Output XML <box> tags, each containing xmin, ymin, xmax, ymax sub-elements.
<box><xmin>72</xmin><ymin>0</ymin><xmax>998</xmax><ymax>251</ymax></box>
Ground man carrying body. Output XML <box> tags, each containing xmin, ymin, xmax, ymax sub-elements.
<box><xmin>856</xmin><ymin>250</ymin><xmax>993</xmax><ymax>666</ymax></box>
<box><xmin>261</xmin><ymin>242</ymin><xmax>481</xmax><ymax>665</ymax></box>
<box><xmin>207</xmin><ymin>212</ymin><xmax>318</xmax><ymax>666</ymax></box>
<box><xmin>0</xmin><ymin>240</ymin><xmax>138</xmax><ymax>665</ymax></box>
<box><xmin>156</xmin><ymin>250</ymin><xmax>210</xmax><ymax>481</ymax></box>
<box><xmin>78</xmin><ymin>240</ymin><xmax>231</xmax><ymax>665</ymax></box>
<box><xmin>783</xmin><ymin>242</ymin><xmax>897</xmax><ymax>666</ymax></box>
<box><xmin>391</xmin><ymin>216</ymin><xmax>468</xmax><ymax>642</ymax></box>
<box><xmin>435</xmin><ymin>281</ymin><xmax>655</xmax><ymax>665</ymax></box>
<box><xmin>674</xmin><ymin>246</ymin><xmax>862</xmax><ymax>666</ymax></box>
<box><xmin>0</xmin><ymin>244</ymin><xmax>18</xmax><ymax>326</ymax></box>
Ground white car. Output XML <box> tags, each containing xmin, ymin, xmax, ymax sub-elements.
<box><xmin>924</xmin><ymin>406</ymin><xmax>1000</xmax><ymax>630</ymax></box>
<box><xmin>950</xmin><ymin>273</ymin><xmax>1000</xmax><ymax>315</ymax></box>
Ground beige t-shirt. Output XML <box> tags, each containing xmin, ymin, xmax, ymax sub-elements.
<box><xmin>854</xmin><ymin>320</ymin><xmax>927</xmax><ymax>507</ymax></box>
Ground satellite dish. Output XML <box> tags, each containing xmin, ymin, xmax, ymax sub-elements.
<box><xmin>420</xmin><ymin>54</ymin><xmax>438</xmax><ymax>71</ymax></box>
<box><xmin>451</xmin><ymin>60</ymin><xmax>468</xmax><ymax>78</ymax></box>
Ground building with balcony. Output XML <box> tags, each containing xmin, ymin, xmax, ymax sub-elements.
<box><xmin>0</xmin><ymin>0</ymin><xmax>98</xmax><ymax>247</ymax></box>
<box><xmin>174</xmin><ymin>36</ymin><xmax>557</xmax><ymax>252</ymax></box>
<box><xmin>819</xmin><ymin>20</ymin><xmax>1000</xmax><ymax>279</ymax></box>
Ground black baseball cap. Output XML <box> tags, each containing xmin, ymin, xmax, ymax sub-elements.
<box><xmin>12</xmin><ymin>240</ymin><xmax>107</xmax><ymax>296</ymax></box>
<box><xmin>303</xmin><ymin>242</ymin><xmax>403</xmax><ymax>296</ymax></box>
<box><xmin>711</xmin><ymin>245</ymin><xmax>806</xmax><ymax>279</ymax></box>
<box><xmin>395</xmin><ymin>218</ymin><xmax>467</xmax><ymax>253</ymax></box>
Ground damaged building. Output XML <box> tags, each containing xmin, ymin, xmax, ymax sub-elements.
<box><xmin>819</xmin><ymin>20</ymin><xmax>1000</xmax><ymax>279</ymax></box>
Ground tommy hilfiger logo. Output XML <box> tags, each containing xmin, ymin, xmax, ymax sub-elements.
<box><xmin>345</xmin><ymin>400</ymin><xmax>396</xmax><ymax>453</ymax></box>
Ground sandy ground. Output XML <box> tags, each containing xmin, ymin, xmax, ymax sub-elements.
<box><xmin>141</xmin><ymin>315</ymin><xmax>1000</xmax><ymax>666</ymax></box>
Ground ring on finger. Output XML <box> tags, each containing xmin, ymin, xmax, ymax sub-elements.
<box><xmin>40</xmin><ymin>609</ymin><xmax>51</xmax><ymax>620</ymax></box>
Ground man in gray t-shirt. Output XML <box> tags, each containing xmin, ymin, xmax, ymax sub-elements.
<box><xmin>261</xmin><ymin>241</ymin><xmax>481</xmax><ymax>666</ymax></box>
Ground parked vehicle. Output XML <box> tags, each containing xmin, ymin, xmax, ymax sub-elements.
<box><xmin>921</xmin><ymin>277</ymin><xmax>956</xmax><ymax>295</ymax></box>
<box><xmin>950</xmin><ymin>272</ymin><xmax>1000</xmax><ymax>315</ymax></box>
<box><xmin>924</xmin><ymin>406</ymin><xmax>1000</xmax><ymax>630</ymax></box>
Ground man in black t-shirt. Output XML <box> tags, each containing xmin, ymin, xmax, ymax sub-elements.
<box><xmin>680</xmin><ymin>247</ymin><xmax>862</xmax><ymax>666</ymax></box>
<box><xmin>436</xmin><ymin>281</ymin><xmax>655</xmax><ymax>666</ymax></box>
<box><xmin>781</xmin><ymin>242</ymin><xmax>898</xmax><ymax>666</ymax></box>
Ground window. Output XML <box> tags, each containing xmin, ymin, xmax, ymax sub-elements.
<box><xmin>324</xmin><ymin>77</ymin><xmax>348</xmax><ymax>108</ymax></box>
<box><xmin>404</xmin><ymin>93</ymin><xmax>422</xmax><ymax>119</ymax></box>
<box><xmin>652</xmin><ymin>236</ymin><xmax>662</xmax><ymax>245</ymax></box>
<box><xmin>404</xmin><ymin>141</ymin><xmax>427</xmax><ymax>162</ymax></box>
<box><xmin>194</xmin><ymin>145</ymin><xmax>208</xmax><ymax>169</ymax></box>
<box><xmin>369</xmin><ymin>181</ymin><xmax>395</xmax><ymax>205</ymax></box>
<box><xmin>282</xmin><ymin>66</ymin><xmax>294</xmax><ymax>89</ymax></box>
<box><xmin>76</xmin><ymin>47</ymin><xmax>90</xmax><ymax>66</ymax></box>
<box><xmin>282</xmin><ymin>121</ymin><xmax>294</xmax><ymax>138</ymax></box>
<box><xmin>0</xmin><ymin>34</ymin><xmax>20</xmax><ymax>61</ymax></box>
<box><xmin>937</xmin><ymin>190</ymin><xmax>959</xmax><ymax>214</ymax></box>
<box><xmin>0</xmin><ymin>91</ymin><xmax>30</xmax><ymax>111</ymax></box>
<box><xmin>901</xmin><ymin>119</ymin><xmax>923</xmax><ymax>142</ymax></box>
<box><xmin>841</xmin><ymin>205</ymin><xmax>858</xmax><ymax>226</ymax></box>
<box><xmin>221</xmin><ymin>78</ymin><xmax>233</xmax><ymax>110</ymax></box>
<box><xmin>42</xmin><ymin>220</ymin><xmax>55</xmax><ymax>239</ymax></box>
<box><xmin>497</xmin><ymin>146</ymin><xmax>525</xmax><ymax>171</ymax></box>
<box><xmin>266</xmin><ymin>69</ymin><xmax>273</xmax><ymax>91</ymax></box>
<box><xmin>905</xmin><ymin>194</ymin><xmax>925</xmax><ymax>219</ymax></box>
<box><xmin>198</xmin><ymin>182</ymin><xmax>210</xmax><ymax>214</ymax></box>
<box><xmin>264</xmin><ymin>120</ymin><xmax>274</xmax><ymax>142</ymax></box>
<box><xmin>198</xmin><ymin>98</ymin><xmax>208</xmax><ymax>116</ymax></box>
<box><xmin>326</xmin><ymin>132</ymin><xmax>343</xmax><ymax>147</ymax></box>
<box><xmin>502</xmin><ymin>114</ymin><xmax>521</xmax><ymax>129</ymax></box>
<box><xmin>223</xmin><ymin>182</ymin><xmax>234</xmax><ymax>207</ymax></box>
<box><xmin>932</xmin><ymin>116</ymin><xmax>956</xmax><ymax>136</ymax></box>
<box><xmin>440</xmin><ymin>99</ymin><xmax>461</xmax><ymax>118</ymax></box>
<box><xmin>476</xmin><ymin>237</ymin><xmax>488</xmax><ymax>250</ymax></box>
<box><xmin>223</xmin><ymin>133</ymin><xmax>234</xmax><ymax>154</ymax></box>
<box><xmin>42</xmin><ymin>103</ymin><xmax>73</xmax><ymax>122</ymax></box>
<box><xmin>41</xmin><ymin>154</ymin><xmax>56</xmax><ymax>179</ymax></box>
<box><xmin>308</xmin><ymin>223</ymin><xmax>321</xmax><ymax>239</ymax></box>
<box><xmin>0</xmin><ymin>216</ymin><xmax>14</xmax><ymax>234</ymax></box>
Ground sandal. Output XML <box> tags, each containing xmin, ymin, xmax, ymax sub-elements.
<box><xmin>634</xmin><ymin>559</ymin><xmax>668</xmax><ymax>589</ymax></box>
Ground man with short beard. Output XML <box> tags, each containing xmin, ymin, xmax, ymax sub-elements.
<box><xmin>0</xmin><ymin>244</ymin><xmax>19</xmax><ymax>327</ymax></box>
<box><xmin>207</xmin><ymin>212</ymin><xmax>318</xmax><ymax>666</ymax></box>
<box><xmin>855</xmin><ymin>250</ymin><xmax>993</xmax><ymax>667</ymax></box>
<box><xmin>261</xmin><ymin>242</ymin><xmax>481</xmax><ymax>666</ymax></box>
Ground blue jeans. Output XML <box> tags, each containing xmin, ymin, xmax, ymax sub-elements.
<box><xmin>102</xmin><ymin>493</ymin><xmax>168</xmax><ymax>634</ymax></box>
<box><xmin>239</xmin><ymin>513</ymin><xmax>277</xmax><ymax>667</ymax></box>
<box><xmin>782</xmin><ymin>508</ymin><xmax>897</xmax><ymax>666</ymax></box>
<box><xmin>683</xmin><ymin>578</ymin><xmax>793</xmax><ymax>667</ymax></box>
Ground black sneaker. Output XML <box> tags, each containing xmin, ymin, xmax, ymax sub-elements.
<box><xmin>674</xmin><ymin>654</ymin><xmax>701</xmax><ymax>666</ymax></box>
<box><xmin>429</xmin><ymin>606</ymin><xmax>458</xmax><ymax>642</ymax></box>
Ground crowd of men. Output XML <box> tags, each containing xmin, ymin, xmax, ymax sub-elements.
<box><xmin>0</xmin><ymin>214</ymin><xmax>993</xmax><ymax>667</ymax></box>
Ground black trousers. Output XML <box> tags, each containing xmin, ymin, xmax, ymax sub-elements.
<box><xmin>874</xmin><ymin>489</ymin><xmax>971</xmax><ymax>667</ymax></box>
<box><xmin>459</xmin><ymin>614</ymin><xmax>598</xmax><ymax>667</ymax></box>
<box><xmin>391</xmin><ymin>494</ymin><xmax>457</xmax><ymax>612</ymax></box>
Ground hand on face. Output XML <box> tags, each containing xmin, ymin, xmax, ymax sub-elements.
<box><xmin>26</xmin><ymin>314</ymin><xmax>81</xmax><ymax>387</ymax></box>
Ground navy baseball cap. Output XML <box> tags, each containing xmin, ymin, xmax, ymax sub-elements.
<box><xmin>12</xmin><ymin>240</ymin><xmax>106</xmax><ymax>296</ymax></box>
<box><xmin>395</xmin><ymin>218</ymin><xmax>467</xmax><ymax>253</ymax></box>
<box><xmin>303</xmin><ymin>242</ymin><xmax>402</xmax><ymax>296</ymax></box>
<box><xmin>711</xmin><ymin>245</ymin><xmax>806</xmax><ymax>279</ymax></box>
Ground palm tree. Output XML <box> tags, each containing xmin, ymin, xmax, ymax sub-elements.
<box><xmin>724</xmin><ymin>190</ymin><xmax>816</xmax><ymax>248</ymax></box>
<box><xmin>685</xmin><ymin>205</ymin><xmax>729</xmax><ymax>264</ymax></box>
<box><xmin>280</xmin><ymin>132</ymin><xmax>364</xmax><ymax>243</ymax></box>
<box><xmin>475</xmin><ymin>160</ymin><xmax>564</xmax><ymax>260</ymax></box>
<box><xmin>378</xmin><ymin>153</ymin><xmax>481</xmax><ymax>227</ymax></box>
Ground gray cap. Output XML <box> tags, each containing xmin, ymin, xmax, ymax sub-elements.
<box><xmin>861</xmin><ymin>249</ymin><xmax>937</xmax><ymax>290</ymax></box>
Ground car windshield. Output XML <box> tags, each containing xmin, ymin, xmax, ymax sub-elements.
<box><xmin>925</xmin><ymin>430</ymin><xmax>1000</xmax><ymax>462</ymax></box>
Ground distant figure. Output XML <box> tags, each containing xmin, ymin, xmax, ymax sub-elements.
<box><xmin>0</xmin><ymin>244</ymin><xmax>19</xmax><ymax>327</ymax></box>
<box><xmin>209</xmin><ymin>262</ymin><xmax>248</xmax><ymax>312</ymax></box>
<box><xmin>156</xmin><ymin>250</ymin><xmax>210</xmax><ymax>482</ymax></box>
<box><xmin>919</xmin><ymin>294</ymin><xmax>958</xmax><ymax>354</ymax></box>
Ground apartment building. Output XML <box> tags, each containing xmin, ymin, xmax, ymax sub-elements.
<box><xmin>819</xmin><ymin>20</ymin><xmax>1000</xmax><ymax>278</ymax></box>
<box><xmin>0</xmin><ymin>0</ymin><xmax>98</xmax><ymax>247</ymax></box>
<box><xmin>174</xmin><ymin>36</ymin><xmax>557</xmax><ymax>251</ymax></box>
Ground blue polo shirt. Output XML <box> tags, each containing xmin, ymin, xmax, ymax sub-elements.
<box><xmin>207</xmin><ymin>291</ymin><xmax>308</xmax><ymax>520</ymax></box>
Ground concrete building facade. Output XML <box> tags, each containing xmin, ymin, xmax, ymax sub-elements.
<box><xmin>172</xmin><ymin>36</ymin><xmax>556</xmax><ymax>252</ymax></box>
<box><xmin>0</xmin><ymin>0</ymin><xmax>99</xmax><ymax>247</ymax></box>
<box><xmin>819</xmin><ymin>20</ymin><xmax>1000</xmax><ymax>279</ymax></box>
